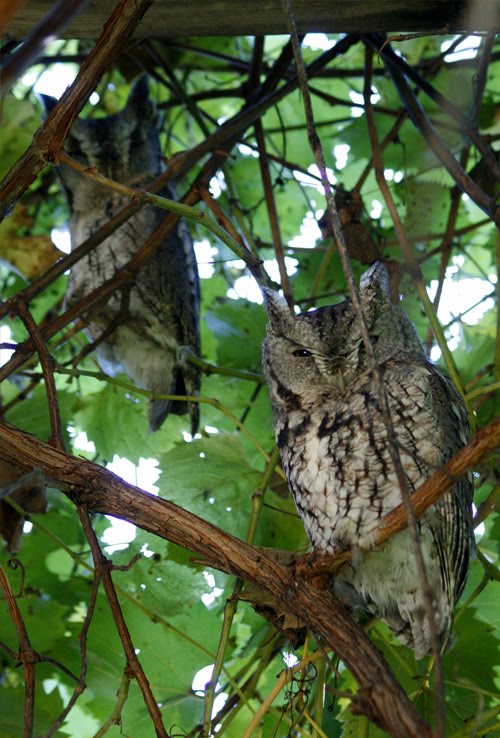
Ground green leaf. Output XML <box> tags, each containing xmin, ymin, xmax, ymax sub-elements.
<box><xmin>204</xmin><ymin>298</ymin><xmax>266</xmax><ymax>372</ymax></box>
<box><xmin>71</xmin><ymin>381</ymin><xmax>185</xmax><ymax>463</ymax></box>
<box><xmin>404</xmin><ymin>180</ymin><xmax>451</xmax><ymax>242</ymax></box>
<box><xmin>0</xmin><ymin>93</ymin><xmax>40</xmax><ymax>181</ymax></box>
<box><xmin>158</xmin><ymin>433</ymin><xmax>261</xmax><ymax>539</ymax></box>
<box><xmin>5</xmin><ymin>385</ymin><xmax>75</xmax><ymax>445</ymax></box>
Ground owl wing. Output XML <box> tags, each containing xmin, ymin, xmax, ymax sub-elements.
<box><xmin>139</xmin><ymin>198</ymin><xmax>201</xmax><ymax>433</ymax></box>
<box><xmin>424</xmin><ymin>364</ymin><xmax>475</xmax><ymax>608</ymax></box>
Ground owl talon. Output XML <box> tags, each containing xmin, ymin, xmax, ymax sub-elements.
<box><xmin>293</xmin><ymin>549</ymin><xmax>351</xmax><ymax>588</ymax></box>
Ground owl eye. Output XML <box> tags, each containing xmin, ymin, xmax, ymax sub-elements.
<box><xmin>292</xmin><ymin>349</ymin><xmax>313</xmax><ymax>357</ymax></box>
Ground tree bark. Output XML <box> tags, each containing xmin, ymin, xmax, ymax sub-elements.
<box><xmin>5</xmin><ymin>0</ymin><xmax>500</xmax><ymax>37</ymax></box>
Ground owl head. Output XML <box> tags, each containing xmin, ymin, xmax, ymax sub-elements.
<box><xmin>40</xmin><ymin>75</ymin><xmax>162</xmax><ymax>201</ymax></box>
<box><xmin>262</xmin><ymin>262</ymin><xmax>423</xmax><ymax>401</ymax></box>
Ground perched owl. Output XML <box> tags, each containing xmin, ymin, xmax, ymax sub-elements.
<box><xmin>42</xmin><ymin>76</ymin><xmax>200</xmax><ymax>432</ymax></box>
<box><xmin>262</xmin><ymin>262</ymin><xmax>474</xmax><ymax>658</ymax></box>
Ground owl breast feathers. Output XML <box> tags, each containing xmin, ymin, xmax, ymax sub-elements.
<box><xmin>42</xmin><ymin>76</ymin><xmax>200</xmax><ymax>433</ymax></box>
<box><xmin>262</xmin><ymin>262</ymin><xmax>474</xmax><ymax>659</ymax></box>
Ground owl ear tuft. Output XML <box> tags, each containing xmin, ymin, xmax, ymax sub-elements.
<box><xmin>360</xmin><ymin>261</ymin><xmax>391</xmax><ymax>298</ymax></box>
<box><xmin>359</xmin><ymin>261</ymin><xmax>391</xmax><ymax>322</ymax></box>
<box><xmin>262</xmin><ymin>288</ymin><xmax>294</xmax><ymax>330</ymax></box>
<box><xmin>126</xmin><ymin>75</ymin><xmax>156</xmax><ymax>121</ymax></box>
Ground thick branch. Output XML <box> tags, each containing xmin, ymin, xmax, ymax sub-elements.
<box><xmin>6</xmin><ymin>1</ymin><xmax>500</xmax><ymax>37</ymax></box>
<box><xmin>0</xmin><ymin>419</ymin><xmax>430</xmax><ymax>738</ymax></box>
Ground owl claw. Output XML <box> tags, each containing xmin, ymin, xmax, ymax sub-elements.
<box><xmin>177</xmin><ymin>344</ymin><xmax>194</xmax><ymax>364</ymax></box>
<box><xmin>293</xmin><ymin>548</ymin><xmax>351</xmax><ymax>588</ymax></box>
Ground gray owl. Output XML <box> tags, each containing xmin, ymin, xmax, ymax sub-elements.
<box><xmin>262</xmin><ymin>262</ymin><xmax>474</xmax><ymax>658</ymax></box>
<box><xmin>43</xmin><ymin>76</ymin><xmax>200</xmax><ymax>432</ymax></box>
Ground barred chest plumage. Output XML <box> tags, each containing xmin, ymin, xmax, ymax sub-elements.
<box><xmin>275</xmin><ymin>361</ymin><xmax>444</xmax><ymax>552</ymax></box>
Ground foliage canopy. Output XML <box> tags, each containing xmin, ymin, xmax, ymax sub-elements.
<box><xmin>0</xmin><ymin>21</ymin><xmax>498</xmax><ymax>738</ymax></box>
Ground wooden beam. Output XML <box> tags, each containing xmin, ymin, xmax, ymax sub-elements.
<box><xmin>5</xmin><ymin>0</ymin><xmax>500</xmax><ymax>39</ymax></box>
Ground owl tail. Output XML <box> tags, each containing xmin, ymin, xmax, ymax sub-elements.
<box><xmin>148</xmin><ymin>399</ymin><xmax>171</xmax><ymax>433</ymax></box>
<box><xmin>188</xmin><ymin>403</ymin><xmax>200</xmax><ymax>437</ymax></box>
<box><xmin>148</xmin><ymin>365</ymin><xmax>200</xmax><ymax>435</ymax></box>
<box><xmin>169</xmin><ymin>352</ymin><xmax>201</xmax><ymax>436</ymax></box>
<box><xmin>148</xmin><ymin>398</ymin><xmax>199</xmax><ymax>435</ymax></box>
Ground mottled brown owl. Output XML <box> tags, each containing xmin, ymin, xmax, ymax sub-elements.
<box><xmin>43</xmin><ymin>76</ymin><xmax>200</xmax><ymax>432</ymax></box>
<box><xmin>262</xmin><ymin>262</ymin><xmax>474</xmax><ymax>658</ymax></box>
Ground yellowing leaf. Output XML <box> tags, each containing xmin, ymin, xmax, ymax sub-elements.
<box><xmin>0</xmin><ymin>202</ymin><xmax>61</xmax><ymax>280</ymax></box>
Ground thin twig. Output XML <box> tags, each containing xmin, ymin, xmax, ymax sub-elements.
<box><xmin>425</xmin><ymin>176</ymin><xmax>466</xmax><ymax>351</ymax></box>
<box><xmin>16</xmin><ymin>302</ymin><xmax>65</xmax><ymax>449</ymax></box>
<box><xmin>364</xmin><ymin>45</ymin><xmax>448</xmax><ymax>733</ymax></box>
<box><xmin>57</xmin><ymin>152</ymin><xmax>258</xmax><ymax>266</ymax></box>
<box><xmin>212</xmin><ymin>636</ymin><xmax>279</xmax><ymax>732</ymax></box>
<box><xmin>241</xmin><ymin>651</ymin><xmax>325</xmax><ymax>738</ymax></box>
<box><xmin>65</xmin><ymin>286</ymin><xmax>132</xmax><ymax>369</ymax></box>
<box><xmin>0</xmin><ymin>564</ymin><xmax>37</xmax><ymax>738</ymax></box>
<box><xmin>91</xmin><ymin>672</ymin><xmax>132</xmax><ymax>738</ymax></box>
<box><xmin>495</xmin><ymin>230</ymin><xmax>500</xmax><ymax>382</ymax></box>
<box><xmin>77</xmin><ymin>506</ymin><xmax>169</xmax><ymax>738</ymax></box>
<box><xmin>43</xmin><ymin>565</ymin><xmax>100</xmax><ymax>738</ymax></box>
<box><xmin>374</xmin><ymin>39</ymin><xmax>500</xmax><ymax>225</ymax></box>
<box><xmin>366</xmin><ymin>33</ymin><xmax>500</xmax><ymax>184</ymax></box>
<box><xmin>426</xmin><ymin>33</ymin><xmax>494</xmax><ymax>350</ymax></box>
<box><xmin>0</xmin><ymin>0</ymin><xmax>91</xmax><ymax>93</ymax></box>
<box><xmin>186</xmin><ymin>353</ymin><xmax>264</xmax><ymax>383</ymax></box>
<box><xmin>52</xmin><ymin>363</ymin><xmax>276</xmax><ymax>466</ymax></box>
<box><xmin>202</xmin><ymin>447</ymin><xmax>281</xmax><ymax>735</ymax></box>
<box><xmin>246</xmin><ymin>36</ymin><xmax>265</xmax><ymax>94</ymax></box>
<box><xmin>197</xmin><ymin>186</ymin><xmax>248</xmax><ymax>250</ymax></box>
<box><xmin>362</xmin><ymin>45</ymin><xmax>466</xmax><ymax>397</ymax></box>
<box><xmin>255</xmin><ymin>119</ymin><xmax>293</xmax><ymax>306</ymax></box>
<box><xmin>469</xmin><ymin>33</ymin><xmax>496</xmax><ymax>123</ymax></box>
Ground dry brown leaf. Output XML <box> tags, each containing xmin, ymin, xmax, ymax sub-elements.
<box><xmin>0</xmin><ymin>203</ymin><xmax>61</xmax><ymax>280</ymax></box>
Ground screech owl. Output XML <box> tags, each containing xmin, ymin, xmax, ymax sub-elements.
<box><xmin>42</xmin><ymin>76</ymin><xmax>200</xmax><ymax>432</ymax></box>
<box><xmin>262</xmin><ymin>262</ymin><xmax>474</xmax><ymax>658</ymax></box>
